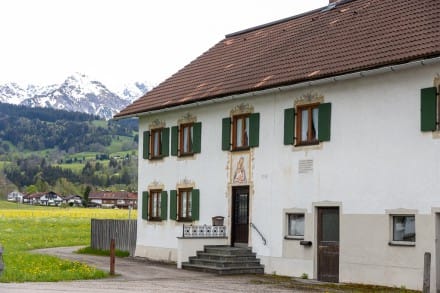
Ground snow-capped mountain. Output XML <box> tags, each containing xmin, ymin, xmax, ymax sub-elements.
<box><xmin>0</xmin><ymin>73</ymin><xmax>148</xmax><ymax>120</ymax></box>
<box><xmin>113</xmin><ymin>81</ymin><xmax>148</xmax><ymax>102</ymax></box>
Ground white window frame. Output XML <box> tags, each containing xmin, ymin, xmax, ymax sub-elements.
<box><xmin>386</xmin><ymin>209</ymin><xmax>417</xmax><ymax>246</ymax></box>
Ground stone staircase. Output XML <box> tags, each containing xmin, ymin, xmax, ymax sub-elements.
<box><xmin>182</xmin><ymin>245</ymin><xmax>264</xmax><ymax>275</ymax></box>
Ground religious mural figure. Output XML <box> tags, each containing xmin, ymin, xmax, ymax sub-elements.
<box><xmin>233</xmin><ymin>156</ymin><xmax>247</xmax><ymax>184</ymax></box>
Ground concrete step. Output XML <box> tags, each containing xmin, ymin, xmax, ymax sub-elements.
<box><xmin>188</xmin><ymin>257</ymin><xmax>261</xmax><ymax>268</ymax></box>
<box><xmin>196</xmin><ymin>251</ymin><xmax>257</xmax><ymax>260</ymax></box>
<box><xmin>203</xmin><ymin>246</ymin><xmax>254</xmax><ymax>256</ymax></box>
<box><xmin>181</xmin><ymin>262</ymin><xmax>265</xmax><ymax>275</ymax></box>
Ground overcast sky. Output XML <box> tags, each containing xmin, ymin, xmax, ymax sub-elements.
<box><xmin>0</xmin><ymin>0</ymin><xmax>327</xmax><ymax>90</ymax></box>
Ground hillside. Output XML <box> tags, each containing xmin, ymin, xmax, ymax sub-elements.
<box><xmin>0</xmin><ymin>103</ymin><xmax>138</xmax><ymax>197</ymax></box>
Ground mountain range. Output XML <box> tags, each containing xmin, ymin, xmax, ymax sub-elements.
<box><xmin>0</xmin><ymin>73</ymin><xmax>147</xmax><ymax>120</ymax></box>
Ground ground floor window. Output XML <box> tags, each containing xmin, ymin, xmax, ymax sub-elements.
<box><xmin>178</xmin><ymin>188</ymin><xmax>192</xmax><ymax>221</ymax></box>
<box><xmin>392</xmin><ymin>215</ymin><xmax>415</xmax><ymax>242</ymax></box>
<box><xmin>149</xmin><ymin>190</ymin><xmax>162</xmax><ymax>220</ymax></box>
<box><xmin>287</xmin><ymin>213</ymin><xmax>305</xmax><ymax>238</ymax></box>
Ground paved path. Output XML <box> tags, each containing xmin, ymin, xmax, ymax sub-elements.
<box><xmin>0</xmin><ymin>246</ymin><xmax>310</xmax><ymax>293</ymax></box>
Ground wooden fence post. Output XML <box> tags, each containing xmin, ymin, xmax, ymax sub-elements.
<box><xmin>110</xmin><ymin>238</ymin><xmax>115</xmax><ymax>275</ymax></box>
<box><xmin>423</xmin><ymin>252</ymin><xmax>431</xmax><ymax>293</ymax></box>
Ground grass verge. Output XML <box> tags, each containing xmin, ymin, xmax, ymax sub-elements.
<box><xmin>77</xmin><ymin>246</ymin><xmax>129</xmax><ymax>257</ymax></box>
<box><xmin>0</xmin><ymin>203</ymin><xmax>136</xmax><ymax>282</ymax></box>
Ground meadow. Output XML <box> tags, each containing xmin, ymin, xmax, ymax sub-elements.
<box><xmin>0</xmin><ymin>201</ymin><xmax>137</xmax><ymax>282</ymax></box>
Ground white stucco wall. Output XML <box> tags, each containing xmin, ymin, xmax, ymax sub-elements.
<box><xmin>136</xmin><ymin>61</ymin><xmax>440</xmax><ymax>290</ymax></box>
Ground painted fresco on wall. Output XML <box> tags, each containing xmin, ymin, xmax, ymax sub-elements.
<box><xmin>231</xmin><ymin>152</ymin><xmax>251</xmax><ymax>185</ymax></box>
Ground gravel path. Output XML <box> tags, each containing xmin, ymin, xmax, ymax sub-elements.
<box><xmin>0</xmin><ymin>246</ymin><xmax>306</xmax><ymax>293</ymax></box>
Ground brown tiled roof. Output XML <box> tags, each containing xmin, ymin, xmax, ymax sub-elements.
<box><xmin>115</xmin><ymin>0</ymin><xmax>440</xmax><ymax>118</ymax></box>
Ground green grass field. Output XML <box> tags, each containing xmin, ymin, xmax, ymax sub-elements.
<box><xmin>0</xmin><ymin>201</ymin><xmax>137</xmax><ymax>282</ymax></box>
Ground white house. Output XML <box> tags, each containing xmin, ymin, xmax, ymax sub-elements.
<box><xmin>115</xmin><ymin>0</ymin><xmax>440</xmax><ymax>290</ymax></box>
<box><xmin>7</xmin><ymin>191</ymin><xmax>24</xmax><ymax>203</ymax></box>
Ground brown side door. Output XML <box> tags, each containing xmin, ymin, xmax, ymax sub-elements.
<box><xmin>231</xmin><ymin>186</ymin><xmax>249</xmax><ymax>246</ymax></box>
<box><xmin>317</xmin><ymin>207</ymin><xmax>340</xmax><ymax>282</ymax></box>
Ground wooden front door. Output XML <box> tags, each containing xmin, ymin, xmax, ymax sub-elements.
<box><xmin>232</xmin><ymin>186</ymin><xmax>249</xmax><ymax>246</ymax></box>
<box><xmin>317</xmin><ymin>207</ymin><xmax>340</xmax><ymax>282</ymax></box>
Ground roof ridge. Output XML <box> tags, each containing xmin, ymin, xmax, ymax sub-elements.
<box><xmin>225</xmin><ymin>0</ymin><xmax>357</xmax><ymax>38</ymax></box>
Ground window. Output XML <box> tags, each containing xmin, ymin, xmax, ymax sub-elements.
<box><xmin>151</xmin><ymin>128</ymin><xmax>163</xmax><ymax>158</ymax></box>
<box><xmin>283</xmin><ymin>103</ymin><xmax>331</xmax><ymax>146</ymax></box>
<box><xmin>233</xmin><ymin>115</ymin><xmax>250</xmax><ymax>150</ymax></box>
<box><xmin>149</xmin><ymin>190</ymin><xmax>162</xmax><ymax>220</ymax></box>
<box><xmin>141</xmin><ymin>190</ymin><xmax>168</xmax><ymax>221</ymax></box>
<box><xmin>178</xmin><ymin>188</ymin><xmax>192</xmax><ymax>220</ymax></box>
<box><xmin>287</xmin><ymin>214</ymin><xmax>305</xmax><ymax>238</ymax></box>
<box><xmin>170</xmin><ymin>188</ymin><xmax>200</xmax><ymax>221</ymax></box>
<box><xmin>180</xmin><ymin>123</ymin><xmax>193</xmax><ymax>155</ymax></box>
<box><xmin>171</xmin><ymin>122</ymin><xmax>202</xmax><ymax>156</ymax></box>
<box><xmin>392</xmin><ymin>215</ymin><xmax>415</xmax><ymax>242</ymax></box>
<box><xmin>421</xmin><ymin>86</ymin><xmax>439</xmax><ymax>132</ymax></box>
<box><xmin>297</xmin><ymin>104</ymin><xmax>319</xmax><ymax>145</ymax></box>
<box><xmin>222</xmin><ymin>113</ymin><xmax>260</xmax><ymax>151</ymax></box>
<box><xmin>142</xmin><ymin>128</ymin><xmax>170</xmax><ymax>160</ymax></box>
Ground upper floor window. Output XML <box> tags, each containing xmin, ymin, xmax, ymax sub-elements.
<box><xmin>171</xmin><ymin>122</ymin><xmax>202</xmax><ymax>157</ymax></box>
<box><xmin>180</xmin><ymin>123</ymin><xmax>193</xmax><ymax>155</ymax></box>
<box><xmin>142</xmin><ymin>127</ymin><xmax>170</xmax><ymax>160</ymax></box>
<box><xmin>283</xmin><ymin>103</ymin><xmax>332</xmax><ymax>147</ymax></box>
<box><xmin>297</xmin><ymin>104</ymin><xmax>319</xmax><ymax>146</ymax></box>
<box><xmin>222</xmin><ymin>113</ymin><xmax>260</xmax><ymax>151</ymax></box>
<box><xmin>233</xmin><ymin>115</ymin><xmax>250</xmax><ymax>150</ymax></box>
<box><xmin>421</xmin><ymin>86</ymin><xmax>439</xmax><ymax>132</ymax></box>
<box><xmin>151</xmin><ymin>128</ymin><xmax>163</xmax><ymax>158</ymax></box>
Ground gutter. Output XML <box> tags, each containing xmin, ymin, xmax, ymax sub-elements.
<box><xmin>114</xmin><ymin>56</ymin><xmax>440</xmax><ymax>120</ymax></box>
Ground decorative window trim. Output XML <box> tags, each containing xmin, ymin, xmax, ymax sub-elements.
<box><xmin>148</xmin><ymin>180</ymin><xmax>165</xmax><ymax>191</ymax></box>
<box><xmin>171</xmin><ymin>113</ymin><xmax>201</xmax><ymax>157</ymax></box>
<box><xmin>176</xmin><ymin>178</ymin><xmax>196</xmax><ymax>190</ymax></box>
<box><xmin>178</xmin><ymin>112</ymin><xmax>197</xmax><ymax>125</ymax></box>
<box><xmin>284</xmin><ymin>92</ymin><xmax>330</xmax><ymax>149</ymax></box>
<box><xmin>294</xmin><ymin>92</ymin><xmax>324</xmax><ymax>107</ymax></box>
<box><xmin>149</xmin><ymin>119</ymin><xmax>166</xmax><ymax>130</ymax></box>
<box><xmin>230</xmin><ymin>103</ymin><xmax>254</xmax><ymax>116</ymax></box>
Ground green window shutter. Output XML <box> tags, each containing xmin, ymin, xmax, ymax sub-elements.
<box><xmin>318</xmin><ymin>103</ymin><xmax>332</xmax><ymax>142</ymax></box>
<box><xmin>249</xmin><ymin>113</ymin><xmax>260</xmax><ymax>147</ymax></box>
<box><xmin>192</xmin><ymin>122</ymin><xmax>202</xmax><ymax>153</ymax></box>
<box><xmin>191</xmin><ymin>189</ymin><xmax>200</xmax><ymax>221</ymax></box>
<box><xmin>222</xmin><ymin>117</ymin><xmax>231</xmax><ymax>150</ymax></box>
<box><xmin>142</xmin><ymin>191</ymin><xmax>149</xmax><ymax>220</ymax></box>
<box><xmin>284</xmin><ymin>108</ymin><xmax>295</xmax><ymax>145</ymax></box>
<box><xmin>161</xmin><ymin>127</ymin><xmax>170</xmax><ymax>157</ymax></box>
<box><xmin>160</xmin><ymin>191</ymin><xmax>168</xmax><ymax>220</ymax></box>
<box><xmin>421</xmin><ymin>87</ymin><xmax>437</xmax><ymax>131</ymax></box>
<box><xmin>170</xmin><ymin>190</ymin><xmax>177</xmax><ymax>220</ymax></box>
<box><xmin>143</xmin><ymin>131</ymin><xmax>150</xmax><ymax>159</ymax></box>
<box><xmin>171</xmin><ymin>126</ymin><xmax>179</xmax><ymax>156</ymax></box>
